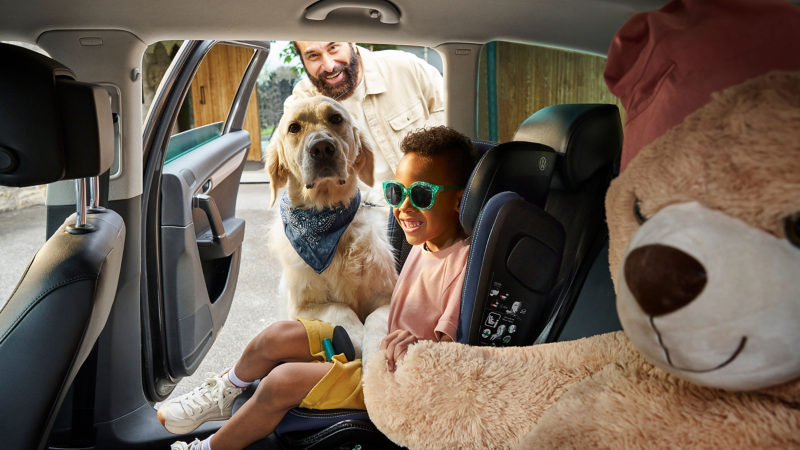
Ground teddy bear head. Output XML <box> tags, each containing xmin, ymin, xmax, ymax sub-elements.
<box><xmin>606</xmin><ymin>72</ymin><xmax>800</xmax><ymax>391</ymax></box>
<box><xmin>603</xmin><ymin>0</ymin><xmax>800</xmax><ymax>391</ymax></box>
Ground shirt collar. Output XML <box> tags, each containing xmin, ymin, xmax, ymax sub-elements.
<box><xmin>356</xmin><ymin>46</ymin><xmax>386</xmax><ymax>96</ymax></box>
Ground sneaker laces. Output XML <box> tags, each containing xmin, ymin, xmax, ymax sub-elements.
<box><xmin>178</xmin><ymin>372</ymin><xmax>231</xmax><ymax>416</ymax></box>
<box><xmin>170</xmin><ymin>439</ymin><xmax>201</xmax><ymax>450</ymax></box>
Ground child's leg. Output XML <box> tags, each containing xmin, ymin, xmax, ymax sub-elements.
<box><xmin>208</xmin><ymin>362</ymin><xmax>332</xmax><ymax>450</ymax></box>
<box><xmin>159</xmin><ymin>320</ymin><xmax>320</xmax><ymax>435</ymax></box>
<box><xmin>231</xmin><ymin>320</ymin><xmax>321</xmax><ymax>383</ymax></box>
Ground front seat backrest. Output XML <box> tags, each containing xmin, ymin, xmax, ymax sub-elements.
<box><xmin>517</xmin><ymin>104</ymin><xmax>623</xmax><ymax>343</ymax></box>
<box><xmin>457</xmin><ymin>104</ymin><xmax>622</xmax><ymax>346</ymax></box>
<box><xmin>0</xmin><ymin>43</ymin><xmax>125</xmax><ymax>450</ymax></box>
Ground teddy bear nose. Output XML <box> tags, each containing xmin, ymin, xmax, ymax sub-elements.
<box><xmin>624</xmin><ymin>244</ymin><xmax>707</xmax><ymax>316</ymax></box>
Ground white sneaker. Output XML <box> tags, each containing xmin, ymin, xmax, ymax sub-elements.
<box><xmin>170</xmin><ymin>439</ymin><xmax>201</xmax><ymax>450</ymax></box>
<box><xmin>158</xmin><ymin>369</ymin><xmax>244</xmax><ymax>434</ymax></box>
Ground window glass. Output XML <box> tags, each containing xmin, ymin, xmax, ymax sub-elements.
<box><xmin>477</xmin><ymin>41</ymin><xmax>625</xmax><ymax>143</ymax></box>
<box><xmin>255</xmin><ymin>42</ymin><xmax>442</xmax><ymax>162</ymax></box>
<box><xmin>143</xmin><ymin>42</ymin><xmax>256</xmax><ymax>163</ymax></box>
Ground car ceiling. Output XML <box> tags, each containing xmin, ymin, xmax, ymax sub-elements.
<box><xmin>1</xmin><ymin>0</ymin><xmax>672</xmax><ymax>56</ymax></box>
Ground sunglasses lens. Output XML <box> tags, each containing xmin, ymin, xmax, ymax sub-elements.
<box><xmin>384</xmin><ymin>183</ymin><xmax>404</xmax><ymax>207</ymax></box>
<box><xmin>410</xmin><ymin>184</ymin><xmax>434</xmax><ymax>209</ymax></box>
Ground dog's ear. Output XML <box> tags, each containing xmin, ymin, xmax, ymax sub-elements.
<box><xmin>354</xmin><ymin>125</ymin><xmax>376</xmax><ymax>187</ymax></box>
<box><xmin>265</xmin><ymin>135</ymin><xmax>288</xmax><ymax>208</ymax></box>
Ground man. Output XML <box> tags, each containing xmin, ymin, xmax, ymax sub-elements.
<box><xmin>287</xmin><ymin>42</ymin><xmax>445</xmax><ymax>185</ymax></box>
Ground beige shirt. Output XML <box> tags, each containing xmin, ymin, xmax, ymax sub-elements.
<box><xmin>339</xmin><ymin>79</ymin><xmax>395</xmax><ymax>186</ymax></box>
<box><xmin>387</xmin><ymin>238</ymin><xmax>470</xmax><ymax>342</ymax></box>
<box><xmin>287</xmin><ymin>47</ymin><xmax>445</xmax><ymax>174</ymax></box>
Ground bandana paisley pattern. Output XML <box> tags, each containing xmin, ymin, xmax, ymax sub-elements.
<box><xmin>280</xmin><ymin>190</ymin><xmax>361</xmax><ymax>274</ymax></box>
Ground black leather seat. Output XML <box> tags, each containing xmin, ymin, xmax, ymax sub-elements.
<box><xmin>0</xmin><ymin>43</ymin><xmax>125</xmax><ymax>450</ymax></box>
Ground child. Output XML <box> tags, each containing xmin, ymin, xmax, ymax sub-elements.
<box><xmin>165</xmin><ymin>126</ymin><xmax>477</xmax><ymax>450</ymax></box>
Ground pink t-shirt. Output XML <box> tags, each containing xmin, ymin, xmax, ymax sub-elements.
<box><xmin>387</xmin><ymin>238</ymin><xmax>470</xmax><ymax>342</ymax></box>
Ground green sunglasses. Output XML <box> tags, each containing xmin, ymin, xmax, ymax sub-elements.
<box><xmin>382</xmin><ymin>180</ymin><xmax>463</xmax><ymax>211</ymax></box>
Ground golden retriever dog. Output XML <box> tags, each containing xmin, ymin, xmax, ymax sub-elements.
<box><xmin>265</xmin><ymin>96</ymin><xmax>396</xmax><ymax>359</ymax></box>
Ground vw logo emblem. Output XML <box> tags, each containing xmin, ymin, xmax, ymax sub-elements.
<box><xmin>539</xmin><ymin>157</ymin><xmax>547</xmax><ymax>171</ymax></box>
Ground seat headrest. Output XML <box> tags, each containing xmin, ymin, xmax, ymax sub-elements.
<box><xmin>459</xmin><ymin>141</ymin><xmax>557</xmax><ymax>235</ymax></box>
<box><xmin>0</xmin><ymin>43</ymin><xmax>114</xmax><ymax>187</ymax></box>
<box><xmin>513</xmin><ymin>104</ymin><xmax>622</xmax><ymax>191</ymax></box>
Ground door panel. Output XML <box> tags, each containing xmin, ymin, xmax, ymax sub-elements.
<box><xmin>160</xmin><ymin>130</ymin><xmax>250</xmax><ymax>377</ymax></box>
<box><xmin>141</xmin><ymin>40</ymin><xmax>269</xmax><ymax>401</ymax></box>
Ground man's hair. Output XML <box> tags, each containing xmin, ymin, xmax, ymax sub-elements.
<box><xmin>292</xmin><ymin>41</ymin><xmax>302</xmax><ymax>61</ymax></box>
<box><xmin>400</xmin><ymin>126</ymin><xmax>478</xmax><ymax>186</ymax></box>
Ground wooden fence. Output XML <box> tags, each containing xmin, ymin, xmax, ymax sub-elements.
<box><xmin>478</xmin><ymin>42</ymin><xmax>625</xmax><ymax>143</ymax></box>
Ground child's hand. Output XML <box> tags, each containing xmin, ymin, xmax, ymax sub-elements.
<box><xmin>380</xmin><ymin>330</ymin><xmax>418</xmax><ymax>372</ymax></box>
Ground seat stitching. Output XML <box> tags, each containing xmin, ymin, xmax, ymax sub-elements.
<box><xmin>0</xmin><ymin>275</ymin><xmax>97</xmax><ymax>344</ymax></box>
<box><xmin>288</xmin><ymin>410</ymin><xmax>368</xmax><ymax>419</ymax></box>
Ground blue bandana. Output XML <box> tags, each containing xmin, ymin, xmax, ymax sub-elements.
<box><xmin>280</xmin><ymin>190</ymin><xmax>361</xmax><ymax>274</ymax></box>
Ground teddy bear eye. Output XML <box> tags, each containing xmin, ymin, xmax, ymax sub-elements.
<box><xmin>633</xmin><ymin>198</ymin><xmax>648</xmax><ymax>225</ymax></box>
<box><xmin>329</xmin><ymin>114</ymin><xmax>343</xmax><ymax>124</ymax></box>
<box><xmin>784</xmin><ymin>213</ymin><xmax>800</xmax><ymax>248</ymax></box>
<box><xmin>288</xmin><ymin>122</ymin><xmax>301</xmax><ymax>134</ymax></box>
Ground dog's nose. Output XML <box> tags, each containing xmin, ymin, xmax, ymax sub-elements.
<box><xmin>309</xmin><ymin>139</ymin><xmax>336</xmax><ymax>160</ymax></box>
<box><xmin>624</xmin><ymin>244</ymin><xmax>707</xmax><ymax>316</ymax></box>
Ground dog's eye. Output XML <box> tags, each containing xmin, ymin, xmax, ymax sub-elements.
<box><xmin>288</xmin><ymin>122</ymin><xmax>301</xmax><ymax>134</ymax></box>
<box><xmin>785</xmin><ymin>213</ymin><xmax>800</xmax><ymax>248</ymax></box>
<box><xmin>633</xmin><ymin>197</ymin><xmax>648</xmax><ymax>225</ymax></box>
<box><xmin>329</xmin><ymin>114</ymin><xmax>343</xmax><ymax>124</ymax></box>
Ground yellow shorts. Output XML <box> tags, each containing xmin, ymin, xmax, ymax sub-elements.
<box><xmin>296</xmin><ymin>317</ymin><xmax>365</xmax><ymax>410</ymax></box>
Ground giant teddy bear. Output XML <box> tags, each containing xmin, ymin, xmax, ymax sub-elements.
<box><xmin>361</xmin><ymin>0</ymin><xmax>800</xmax><ymax>448</ymax></box>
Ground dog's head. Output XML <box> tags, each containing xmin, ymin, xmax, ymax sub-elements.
<box><xmin>606</xmin><ymin>72</ymin><xmax>800</xmax><ymax>391</ymax></box>
<box><xmin>265</xmin><ymin>96</ymin><xmax>374</xmax><ymax>208</ymax></box>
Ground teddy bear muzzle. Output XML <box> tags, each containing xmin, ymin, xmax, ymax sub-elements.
<box><xmin>624</xmin><ymin>244</ymin><xmax>707</xmax><ymax>316</ymax></box>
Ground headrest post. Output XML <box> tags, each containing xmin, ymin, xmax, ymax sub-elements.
<box><xmin>66</xmin><ymin>178</ymin><xmax>97</xmax><ymax>234</ymax></box>
<box><xmin>88</xmin><ymin>176</ymin><xmax>106</xmax><ymax>213</ymax></box>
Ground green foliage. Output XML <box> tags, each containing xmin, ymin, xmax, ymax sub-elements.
<box><xmin>278</xmin><ymin>42</ymin><xmax>305</xmax><ymax>76</ymax></box>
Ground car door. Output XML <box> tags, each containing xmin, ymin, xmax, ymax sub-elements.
<box><xmin>141</xmin><ymin>40</ymin><xmax>269</xmax><ymax>402</ymax></box>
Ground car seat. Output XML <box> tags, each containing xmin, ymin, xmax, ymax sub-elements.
<box><xmin>0</xmin><ymin>43</ymin><xmax>125</xmax><ymax>450</ymax></box>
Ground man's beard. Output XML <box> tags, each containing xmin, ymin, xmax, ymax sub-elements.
<box><xmin>308</xmin><ymin>46</ymin><xmax>360</xmax><ymax>100</ymax></box>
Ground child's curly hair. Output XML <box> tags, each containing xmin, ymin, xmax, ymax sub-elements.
<box><xmin>400</xmin><ymin>126</ymin><xmax>478</xmax><ymax>186</ymax></box>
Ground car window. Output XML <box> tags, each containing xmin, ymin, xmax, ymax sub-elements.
<box><xmin>255</xmin><ymin>41</ymin><xmax>442</xmax><ymax>143</ymax></box>
<box><xmin>143</xmin><ymin>41</ymin><xmax>258</xmax><ymax>164</ymax></box>
<box><xmin>477</xmin><ymin>41</ymin><xmax>625</xmax><ymax>143</ymax></box>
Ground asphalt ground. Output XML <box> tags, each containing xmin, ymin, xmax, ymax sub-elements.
<box><xmin>0</xmin><ymin>183</ymin><xmax>287</xmax><ymax>405</ymax></box>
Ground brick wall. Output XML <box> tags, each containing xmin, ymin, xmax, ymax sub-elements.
<box><xmin>0</xmin><ymin>185</ymin><xmax>47</xmax><ymax>212</ymax></box>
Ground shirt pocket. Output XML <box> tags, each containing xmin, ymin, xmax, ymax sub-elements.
<box><xmin>388</xmin><ymin>99</ymin><xmax>426</xmax><ymax>132</ymax></box>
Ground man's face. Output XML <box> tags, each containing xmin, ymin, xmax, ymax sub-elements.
<box><xmin>296</xmin><ymin>42</ymin><xmax>360</xmax><ymax>100</ymax></box>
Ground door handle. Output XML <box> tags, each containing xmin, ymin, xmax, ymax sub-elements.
<box><xmin>193</xmin><ymin>194</ymin><xmax>226</xmax><ymax>239</ymax></box>
<box><xmin>305</xmin><ymin>0</ymin><xmax>400</xmax><ymax>24</ymax></box>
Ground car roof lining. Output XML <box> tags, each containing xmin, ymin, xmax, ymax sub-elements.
<box><xmin>1</xmin><ymin>0</ymin><xmax>672</xmax><ymax>56</ymax></box>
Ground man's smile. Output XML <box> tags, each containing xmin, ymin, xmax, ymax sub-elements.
<box><xmin>323</xmin><ymin>70</ymin><xmax>344</xmax><ymax>84</ymax></box>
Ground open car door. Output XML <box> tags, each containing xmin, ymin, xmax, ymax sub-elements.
<box><xmin>141</xmin><ymin>40</ymin><xmax>269</xmax><ymax>402</ymax></box>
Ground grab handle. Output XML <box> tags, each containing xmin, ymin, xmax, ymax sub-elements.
<box><xmin>305</xmin><ymin>0</ymin><xmax>400</xmax><ymax>24</ymax></box>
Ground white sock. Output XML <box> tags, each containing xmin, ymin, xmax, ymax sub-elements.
<box><xmin>226</xmin><ymin>365</ymin><xmax>251</xmax><ymax>389</ymax></box>
<box><xmin>201</xmin><ymin>435</ymin><xmax>213</xmax><ymax>450</ymax></box>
